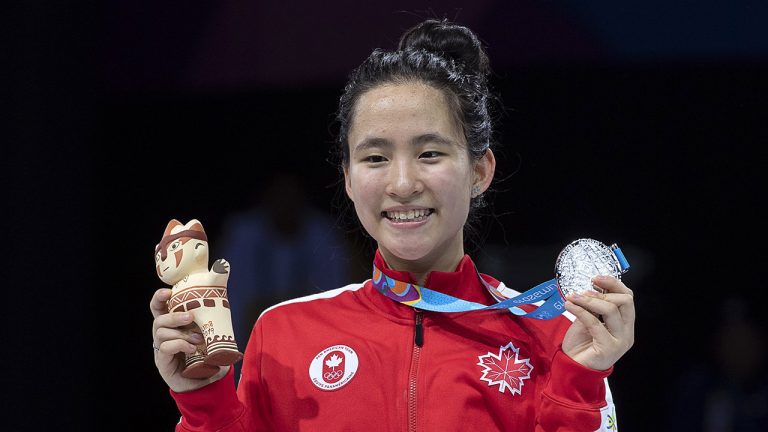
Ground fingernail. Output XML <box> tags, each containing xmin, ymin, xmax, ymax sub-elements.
<box><xmin>181</xmin><ymin>312</ymin><xmax>192</xmax><ymax>321</ymax></box>
<box><xmin>191</xmin><ymin>333</ymin><xmax>203</xmax><ymax>342</ymax></box>
<box><xmin>569</xmin><ymin>293</ymin><xmax>583</xmax><ymax>300</ymax></box>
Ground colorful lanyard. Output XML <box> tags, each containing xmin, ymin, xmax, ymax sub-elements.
<box><xmin>371</xmin><ymin>247</ymin><xmax>629</xmax><ymax>320</ymax></box>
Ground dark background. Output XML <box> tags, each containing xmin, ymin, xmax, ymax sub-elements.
<box><xmin>7</xmin><ymin>1</ymin><xmax>767</xmax><ymax>430</ymax></box>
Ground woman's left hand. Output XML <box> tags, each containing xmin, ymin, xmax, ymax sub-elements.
<box><xmin>562</xmin><ymin>276</ymin><xmax>635</xmax><ymax>371</ymax></box>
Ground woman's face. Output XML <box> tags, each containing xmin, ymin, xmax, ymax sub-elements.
<box><xmin>344</xmin><ymin>82</ymin><xmax>495</xmax><ymax>272</ymax></box>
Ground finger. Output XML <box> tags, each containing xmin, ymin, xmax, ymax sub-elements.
<box><xmin>150</xmin><ymin>288</ymin><xmax>172</xmax><ymax>319</ymax></box>
<box><xmin>592</xmin><ymin>276</ymin><xmax>633</xmax><ymax>296</ymax></box>
<box><xmin>569</xmin><ymin>293</ymin><xmax>628</xmax><ymax>338</ymax></box>
<box><xmin>152</xmin><ymin>311</ymin><xmax>195</xmax><ymax>335</ymax></box>
<box><xmin>156</xmin><ymin>339</ymin><xmax>198</xmax><ymax>357</ymax></box>
<box><xmin>564</xmin><ymin>300</ymin><xmax>614</xmax><ymax>344</ymax></box>
<box><xmin>585</xmin><ymin>291</ymin><xmax>636</xmax><ymax>325</ymax></box>
<box><xmin>155</xmin><ymin>327</ymin><xmax>205</xmax><ymax>345</ymax></box>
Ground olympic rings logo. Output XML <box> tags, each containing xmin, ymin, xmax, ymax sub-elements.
<box><xmin>324</xmin><ymin>370</ymin><xmax>343</xmax><ymax>381</ymax></box>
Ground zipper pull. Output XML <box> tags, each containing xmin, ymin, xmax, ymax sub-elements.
<box><xmin>414</xmin><ymin>310</ymin><xmax>424</xmax><ymax>347</ymax></box>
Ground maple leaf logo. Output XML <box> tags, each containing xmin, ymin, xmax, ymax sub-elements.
<box><xmin>477</xmin><ymin>342</ymin><xmax>533</xmax><ymax>396</ymax></box>
<box><xmin>325</xmin><ymin>354</ymin><xmax>343</xmax><ymax>370</ymax></box>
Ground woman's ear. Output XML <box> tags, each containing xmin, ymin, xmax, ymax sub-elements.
<box><xmin>343</xmin><ymin>165</ymin><xmax>354</xmax><ymax>202</ymax></box>
<box><xmin>473</xmin><ymin>149</ymin><xmax>496</xmax><ymax>195</ymax></box>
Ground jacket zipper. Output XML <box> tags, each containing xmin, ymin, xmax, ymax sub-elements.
<box><xmin>408</xmin><ymin>310</ymin><xmax>423</xmax><ymax>432</ymax></box>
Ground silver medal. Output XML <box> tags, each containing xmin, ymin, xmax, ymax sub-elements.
<box><xmin>555</xmin><ymin>239</ymin><xmax>624</xmax><ymax>298</ymax></box>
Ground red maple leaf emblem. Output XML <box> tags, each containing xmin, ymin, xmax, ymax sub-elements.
<box><xmin>477</xmin><ymin>342</ymin><xmax>533</xmax><ymax>396</ymax></box>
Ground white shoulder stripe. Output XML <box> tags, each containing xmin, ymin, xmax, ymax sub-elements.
<box><xmin>258</xmin><ymin>282</ymin><xmax>368</xmax><ymax>319</ymax></box>
<box><xmin>496</xmin><ymin>282</ymin><xmax>576</xmax><ymax>322</ymax></box>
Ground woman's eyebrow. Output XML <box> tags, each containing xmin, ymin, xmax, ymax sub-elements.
<box><xmin>412</xmin><ymin>133</ymin><xmax>454</xmax><ymax>147</ymax></box>
<box><xmin>353</xmin><ymin>137</ymin><xmax>391</xmax><ymax>154</ymax></box>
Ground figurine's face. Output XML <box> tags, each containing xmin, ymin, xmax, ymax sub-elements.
<box><xmin>155</xmin><ymin>237</ymin><xmax>209</xmax><ymax>285</ymax></box>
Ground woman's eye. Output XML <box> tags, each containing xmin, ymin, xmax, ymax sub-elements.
<box><xmin>419</xmin><ymin>151</ymin><xmax>442</xmax><ymax>159</ymax></box>
<box><xmin>364</xmin><ymin>155</ymin><xmax>387</xmax><ymax>163</ymax></box>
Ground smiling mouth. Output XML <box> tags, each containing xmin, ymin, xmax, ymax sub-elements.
<box><xmin>163</xmin><ymin>266</ymin><xmax>170</xmax><ymax>271</ymax></box>
<box><xmin>382</xmin><ymin>209</ymin><xmax>434</xmax><ymax>223</ymax></box>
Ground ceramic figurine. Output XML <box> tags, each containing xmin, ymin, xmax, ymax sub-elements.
<box><xmin>155</xmin><ymin>219</ymin><xmax>243</xmax><ymax>379</ymax></box>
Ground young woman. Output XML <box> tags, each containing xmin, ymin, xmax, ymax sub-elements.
<box><xmin>150</xmin><ymin>19</ymin><xmax>635</xmax><ymax>431</ymax></box>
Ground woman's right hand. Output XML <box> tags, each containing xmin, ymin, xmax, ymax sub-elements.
<box><xmin>150</xmin><ymin>288</ymin><xmax>229</xmax><ymax>393</ymax></box>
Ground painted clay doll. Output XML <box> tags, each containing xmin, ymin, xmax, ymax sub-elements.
<box><xmin>155</xmin><ymin>219</ymin><xmax>243</xmax><ymax>378</ymax></box>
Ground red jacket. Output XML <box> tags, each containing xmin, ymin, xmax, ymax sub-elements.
<box><xmin>171</xmin><ymin>252</ymin><xmax>617</xmax><ymax>431</ymax></box>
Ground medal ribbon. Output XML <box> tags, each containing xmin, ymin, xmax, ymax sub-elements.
<box><xmin>372</xmin><ymin>246</ymin><xmax>629</xmax><ymax>320</ymax></box>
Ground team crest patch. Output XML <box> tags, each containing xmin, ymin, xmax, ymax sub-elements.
<box><xmin>477</xmin><ymin>342</ymin><xmax>533</xmax><ymax>396</ymax></box>
<box><xmin>309</xmin><ymin>345</ymin><xmax>358</xmax><ymax>391</ymax></box>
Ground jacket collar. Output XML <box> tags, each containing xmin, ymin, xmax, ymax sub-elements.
<box><xmin>361</xmin><ymin>249</ymin><xmax>499</xmax><ymax>322</ymax></box>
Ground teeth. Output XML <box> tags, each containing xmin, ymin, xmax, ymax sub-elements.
<box><xmin>385</xmin><ymin>209</ymin><xmax>431</xmax><ymax>222</ymax></box>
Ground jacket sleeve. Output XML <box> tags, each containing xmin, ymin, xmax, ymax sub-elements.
<box><xmin>170</xmin><ymin>319</ymin><xmax>271</xmax><ymax>431</ymax></box>
<box><xmin>536</xmin><ymin>350</ymin><xmax>617</xmax><ymax>431</ymax></box>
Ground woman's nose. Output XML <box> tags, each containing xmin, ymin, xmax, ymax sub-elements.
<box><xmin>386</xmin><ymin>159</ymin><xmax>422</xmax><ymax>197</ymax></box>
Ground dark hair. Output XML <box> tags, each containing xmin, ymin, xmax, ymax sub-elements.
<box><xmin>335</xmin><ymin>19</ymin><xmax>496</xmax><ymax>211</ymax></box>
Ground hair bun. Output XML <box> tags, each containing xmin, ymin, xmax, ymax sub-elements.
<box><xmin>397</xmin><ymin>19</ymin><xmax>490</xmax><ymax>77</ymax></box>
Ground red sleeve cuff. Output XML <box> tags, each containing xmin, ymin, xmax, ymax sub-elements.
<box><xmin>170</xmin><ymin>368</ymin><xmax>243</xmax><ymax>430</ymax></box>
<box><xmin>544</xmin><ymin>350</ymin><xmax>613</xmax><ymax>407</ymax></box>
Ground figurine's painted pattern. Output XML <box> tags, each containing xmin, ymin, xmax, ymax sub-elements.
<box><xmin>168</xmin><ymin>286</ymin><xmax>230</xmax><ymax>311</ymax></box>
